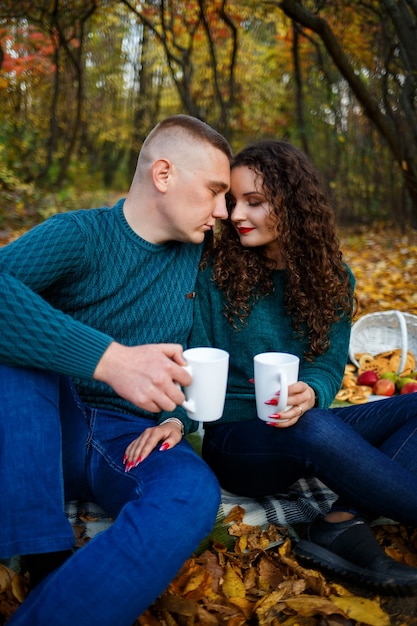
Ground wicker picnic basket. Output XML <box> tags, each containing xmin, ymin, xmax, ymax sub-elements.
<box><xmin>349</xmin><ymin>310</ymin><xmax>417</xmax><ymax>375</ymax></box>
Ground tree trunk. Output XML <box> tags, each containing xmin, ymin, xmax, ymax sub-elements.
<box><xmin>277</xmin><ymin>0</ymin><xmax>417</xmax><ymax>217</ymax></box>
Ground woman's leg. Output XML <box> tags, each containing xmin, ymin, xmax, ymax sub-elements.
<box><xmin>203</xmin><ymin>401</ymin><xmax>417</xmax><ymax>525</ymax></box>
<box><xmin>320</xmin><ymin>394</ymin><xmax>417</xmax><ymax>516</ymax></box>
<box><xmin>203</xmin><ymin>402</ymin><xmax>417</xmax><ymax>592</ymax></box>
<box><xmin>0</xmin><ymin>365</ymin><xmax>75</xmax><ymax>559</ymax></box>
<box><xmin>9</xmin><ymin>413</ymin><xmax>221</xmax><ymax>626</ymax></box>
<box><xmin>332</xmin><ymin>393</ymin><xmax>417</xmax><ymax>473</ymax></box>
<box><xmin>307</xmin><ymin>396</ymin><xmax>417</xmax><ymax>592</ymax></box>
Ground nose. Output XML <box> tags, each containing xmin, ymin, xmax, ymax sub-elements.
<box><xmin>213</xmin><ymin>195</ymin><xmax>228</xmax><ymax>220</ymax></box>
<box><xmin>230</xmin><ymin>200</ymin><xmax>246</xmax><ymax>223</ymax></box>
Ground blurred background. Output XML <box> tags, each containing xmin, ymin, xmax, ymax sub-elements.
<box><xmin>1</xmin><ymin>0</ymin><xmax>417</xmax><ymax>235</ymax></box>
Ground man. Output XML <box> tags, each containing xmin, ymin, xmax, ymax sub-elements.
<box><xmin>0</xmin><ymin>115</ymin><xmax>232</xmax><ymax>625</ymax></box>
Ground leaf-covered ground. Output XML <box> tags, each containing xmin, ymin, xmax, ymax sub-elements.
<box><xmin>1</xmin><ymin>224</ymin><xmax>417</xmax><ymax>625</ymax></box>
<box><xmin>340</xmin><ymin>224</ymin><xmax>417</xmax><ymax>319</ymax></box>
<box><xmin>135</xmin><ymin>517</ymin><xmax>417</xmax><ymax>626</ymax></box>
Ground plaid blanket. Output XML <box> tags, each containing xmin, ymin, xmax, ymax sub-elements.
<box><xmin>64</xmin><ymin>475</ymin><xmax>337</xmax><ymax>554</ymax></box>
<box><xmin>220</xmin><ymin>477</ymin><xmax>337</xmax><ymax>529</ymax></box>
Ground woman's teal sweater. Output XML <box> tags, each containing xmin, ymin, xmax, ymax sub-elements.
<box><xmin>190</xmin><ymin>263</ymin><xmax>355</xmax><ymax>424</ymax></box>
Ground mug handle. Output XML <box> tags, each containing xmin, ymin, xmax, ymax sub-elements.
<box><xmin>179</xmin><ymin>365</ymin><xmax>195</xmax><ymax>413</ymax></box>
<box><xmin>182</xmin><ymin>398</ymin><xmax>195</xmax><ymax>413</ymax></box>
<box><xmin>276</xmin><ymin>371</ymin><xmax>288</xmax><ymax>411</ymax></box>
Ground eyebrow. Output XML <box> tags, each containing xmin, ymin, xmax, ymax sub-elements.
<box><xmin>210</xmin><ymin>180</ymin><xmax>230</xmax><ymax>191</ymax></box>
<box><xmin>242</xmin><ymin>190</ymin><xmax>264</xmax><ymax>197</ymax></box>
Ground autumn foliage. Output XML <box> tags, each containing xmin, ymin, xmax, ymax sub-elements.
<box><xmin>136</xmin><ymin>509</ymin><xmax>417</xmax><ymax>626</ymax></box>
<box><xmin>0</xmin><ymin>25</ymin><xmax>57</xmax><ymax>78</ymax></box>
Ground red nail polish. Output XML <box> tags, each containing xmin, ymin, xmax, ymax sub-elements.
<box><xmin>274</xmin><ymin>391</ymin><xmax>281</xmax><ymax>396</ymax></box>
<box><xmin>124</xmin><ymin>461</ymin><xmax>134</xmax><ymax>473</ymax></box>
<box><xmin>159</xmin><ymin>442</ymin><xmax>170</xmax><ymax>451</ymax></box>
<box><xmin>248</xmin><ymin>378</ymin><xmax>255</xmax><ymax>384</ymax></box>
<box><xmin>264</xmin><ymin>398</ymin><xmax>278</xmax><ymax>405</ymax></box>
<box><xmin>134</xmin><ymin>456</ymin><xmax>142</xmax><ymax>467</ymax></box>
<box><xmin>123</xmin><ymin>454</ymin><xmax>127</xmax><ymax>464</ymax></box>
<box><xmin>268</xmin><ymin>413</ymin><xmax>281</xmax><ymax>419</ymax></box>
<box><xmin>267</xmin><ymin>422</ymin><xmax>279</xmax><ymax>427</ymax></box>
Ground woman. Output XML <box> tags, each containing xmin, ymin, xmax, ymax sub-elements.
<box><xmin>190</xmin><ymin>140</ymin><xmax>417</xmax><ymax>593</ymax></box>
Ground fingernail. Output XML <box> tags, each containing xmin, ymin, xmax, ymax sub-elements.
<box><xmin>124</xmin><ymin>461</ymin><xmax>134</xmax><ymax>473</ymax></box>
<box><xmin>268</xmin><ymin>413</ymin><xmax>281</xmax><ymax>419</ymax></box>
<box><xmin>159</xmin><ymin>442</ymin><xmax>170</xmax><ymax>451</ymax></box>
<box><xmin>267</xmin><ymin>422</ymin><xmax>279</xmax><ymax>427</ymax></box>
<box><xmin>274</xmin><ymin>391</ymin><xmax>281</xmax><ymax>396</ymax></box>
<box><xmin>134</xmin><ymin>456</ymin><xmax>142</xmax><ymax>467</ymax></box>
<box><xmin>248</xmin><ymin>378</ymin><xmax>255</xmax><ymax>384</ymax></box>
<box><xmin>123</xmin><ymin>454</ymin><xmax>127</xmax><ymax>465</ymax></box>
<box><xmin>264</xmin><ymin>398</ymin><xmax>278</xmax><ymax>405</ymax></box>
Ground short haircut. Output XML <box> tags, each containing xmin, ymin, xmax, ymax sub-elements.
<box><xmin>142</xmin><ymin>114</ymin><xmax>232</xmax><ymax>161</ymax></box>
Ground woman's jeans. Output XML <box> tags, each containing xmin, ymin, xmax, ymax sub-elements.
<box><xmin>203</xmin><ymin>394</ymin><xmax>417</xmax><ymax>525</ymax></box>
<box><xmin>0</xmin><ymin>364</ymin><xmax>221</xmax><ymax>626</ymax></box>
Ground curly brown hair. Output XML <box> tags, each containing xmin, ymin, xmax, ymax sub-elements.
<box><xmin>205</xmin><ymin>140</ymin><xmax>354</xmax><ymax>360</ymax></box>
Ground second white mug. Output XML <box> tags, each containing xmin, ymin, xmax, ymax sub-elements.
<box><xmin>253</xmin><ymin>352</ymin><xmax>300</xmax><ymax>422</ymax></box>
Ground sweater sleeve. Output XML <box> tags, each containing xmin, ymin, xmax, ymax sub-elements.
<box><xmin>299</xmin><ymin>318</ymin><xmax>352</xmax><ymax>409</ymax></box>
<box><xmin>0</xmin><ymin>216</ymin><xmax>114</xmax><ymax>378</ymax></box>
<box><xmin>0</xmin><ymin>274</ymin><xmax>113</xmax><ymax>378</ymax></box>
<box><xmin>157</xmin><ymin>406</ymin><xmax>198</xmax><ymax>436</ymax></box>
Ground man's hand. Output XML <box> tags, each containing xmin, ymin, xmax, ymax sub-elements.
<box><xmin>93</xmin><ymin>342</ymin><xmax>191</xmax><ymax>413</ymax></box>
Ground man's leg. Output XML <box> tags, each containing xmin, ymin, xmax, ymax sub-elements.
<box><xmin>0</xmin><ymin>365</ymin><xmax>75</xmax><ymax>560</ymax></box>
<box><xmin>8</xmin><ymin>416</ymin><xmax>221</xmax><ymax>626</ymax></box>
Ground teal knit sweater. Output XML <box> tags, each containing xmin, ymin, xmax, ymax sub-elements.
<box><xmin>190</xmin><ymin>263</ymin><xmax>355</xmax><ymax>424</ymax></box>
<box><xmin>0</xmin><ymin>200</ymin><xmax>203</xmax><ymax>426</ymax></box>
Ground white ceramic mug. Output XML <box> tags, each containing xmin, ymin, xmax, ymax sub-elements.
<box><xmin>181</xmin><ymin>347</ymin><xmax>229</xmax><ymax>422</ymax></box>
<box><xmin>254</xmin><ymin>352</ymin><xmax>300</xmax><ymax>422</ymax></box>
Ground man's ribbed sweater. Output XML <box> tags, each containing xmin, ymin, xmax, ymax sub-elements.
<box><xmin>0</xmin><ymin>200</ymin><xmax>203</xmax><ymax>420</ymax></box>
<box><xmin>190</xmin><ymin>263</ymin><xmax>355</xmax><ymax>422</ymax></box>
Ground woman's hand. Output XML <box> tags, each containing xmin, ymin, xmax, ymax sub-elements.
<box><xmin>123</xmin><ymin>419</ymin><xmax>183</xmax><ymax>471</ymax></box>
<box><xmin>267</xmin><ymin>381</ymin><xmax>316</xmax><ymax>428</ymax></box>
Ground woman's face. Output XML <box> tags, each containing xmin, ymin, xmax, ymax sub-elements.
<box><xmin>228</xmin><ymin>165</ymin><xmax>282</xmax><ymax>262</ymax></box>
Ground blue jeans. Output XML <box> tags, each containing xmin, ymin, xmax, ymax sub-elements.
<box><xmin>203</xmin><ymin>394</ymin><xmax>417</xmax><ymax>525</ymax></box>
<box><xmin>0</xmin><ymin>365</ymin><xmax>220</xmax><ymax>626</ymax></box>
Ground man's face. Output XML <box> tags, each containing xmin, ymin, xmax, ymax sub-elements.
<box><xmin>164</xmin><ymin>144</ymin><xmax>230</xmax><ymax>243</ymax></box>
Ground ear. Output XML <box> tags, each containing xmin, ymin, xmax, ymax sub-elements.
<box><xmin>151</xmin><ymin>158</ymin><xmax>171</xmax><ymax>193</ymax></box>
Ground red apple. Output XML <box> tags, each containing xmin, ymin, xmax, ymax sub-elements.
<box><xmin>357</xmin><ymin>370</ymin><xmax>379</xmax><ymax>387</ymax></box>
<box><xmin>400</xmin><ymin>381</ymin><xmax>417</xmax><ymax>394</ymax></box>
<box><xmin>373</xmin><ymin>378</ymin><xmax>396</xmax><ymax>396</ymax></box>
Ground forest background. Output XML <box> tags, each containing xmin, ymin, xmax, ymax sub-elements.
<box><xmin>1</xmin><ymin>0</ymin><xmax>417</xmax><ymax>238</ymax></box>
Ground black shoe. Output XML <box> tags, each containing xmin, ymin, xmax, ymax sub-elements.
<box><xmin>293</xmin><ymin>516</ymin><xmax>417</xmax><ymax>596</ymax></box>
<box><xmin>22</xmin><ymin>549</ymin><xmax>73</xmax><ymax>588</ymax></box>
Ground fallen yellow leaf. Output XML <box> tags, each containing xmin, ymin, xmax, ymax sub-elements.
<box><xmin>222</xmin><ymin>562</ymin><xmax>246</xmax><ymax>599</ymax></box>
<box><xmin>330</xmin><ymin>594</ymin><xmax>390</xmax><ymax>626</ymax></box>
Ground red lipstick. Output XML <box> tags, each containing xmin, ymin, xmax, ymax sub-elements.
<box><xmin>237</xmin><ymin>227</ymin><xmax>254</xmax><ymax>234</ymax></box>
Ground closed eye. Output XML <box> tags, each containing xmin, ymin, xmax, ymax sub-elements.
<box><xmin>208</xmin><ymin>180</ymin><xmax>229</xmax><ymax>197</ymax></box>
<box><xmin>243</xmin><ymin>191</ymin><xmax>267</xmax><ymax>207</ymax></box>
